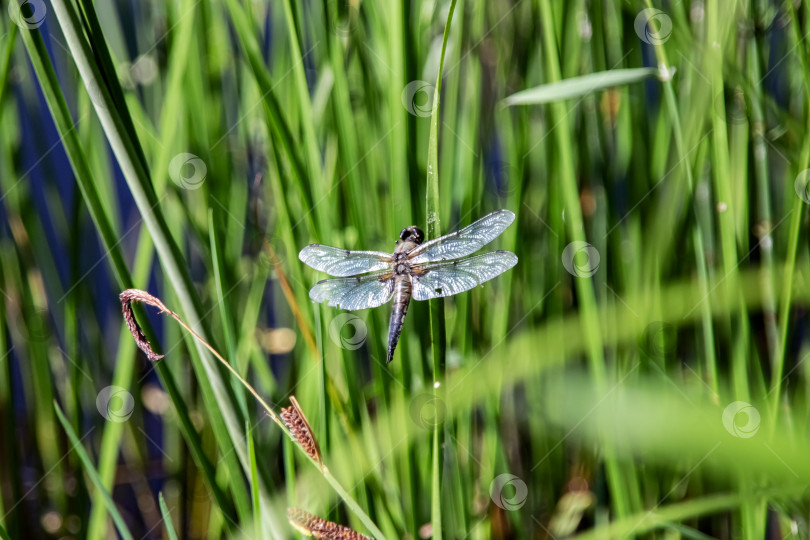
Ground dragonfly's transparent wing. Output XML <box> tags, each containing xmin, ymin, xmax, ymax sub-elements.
<box><xmin>309</xmin><ymin>271</ymin><xmax>395</xmax><ymax>310</ymax></box>
<box><xmin>411</xmin><ymin>251</ymin><xmax>518</xmax><ymax>301</ymax></box>
<box><xmin>408</xmin><ymin>209</ymin><xmax>515</xmax><ymax>264</ymax></box>
<box><xmin>299</xmin><ymin>244</ymin><xmax>393</xmax><ymax>277</ymax></box>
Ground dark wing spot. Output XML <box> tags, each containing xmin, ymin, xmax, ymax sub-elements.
<box><xmin>434</xmin><ymin>287</ymin><xmax>443</xmax><ymax>294</ymax></box>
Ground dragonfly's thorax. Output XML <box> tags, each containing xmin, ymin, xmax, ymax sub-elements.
<box><xmin>394</xmin><ymin>261</ymin><xmax>411</xmax><ymax>275</ymax></box>
<box><xmin>393</xmin><ymin>240</ymin><xmax>419</xmax><ymax>274</ymax></box>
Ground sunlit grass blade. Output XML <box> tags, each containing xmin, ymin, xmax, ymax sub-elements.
<box><xmin>501</xmin><ymin>67</ymin><xmax>661</xmax><ymax>106</ymax></box>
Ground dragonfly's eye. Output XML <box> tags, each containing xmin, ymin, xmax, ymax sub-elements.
<box><xmin>413</xmin><ymin>227</ymin><xmax>425</xmax><ymax>244</ymax></box>
<box><xmin>399</xmin><ymin>228</ymin><xmax>410</xmax><ymax>241</ymax></box>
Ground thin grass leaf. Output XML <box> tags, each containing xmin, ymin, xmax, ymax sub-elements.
<box><xmin>502</xmin><ymin>67</ymin><xmax>662</xmax><ymax>106</ymax></box>
<box><xmin>158</xmin><ymin>493</ymin><xmax>179</xmax><ymax>540</ymax></box>
<box><xmin>247</xmin><ymin>422</ymin><xmax>263</xmax><ymax>540</ymax></box>
<box><xmin>53</xmin><ymin>402</ymin><xmax>134</xmax><ymax>540</ymax></box>
<box><xmin>0</xmin><ymin>25</ymin><xmax>17</xmax><ymax>108</ymax></box>
<box><xmin>425</xmin><ymin>3</ymin><xmax>458</xmax><ymax>539</ymax></box>
<box><xmin>570</xmin><ymin>487</ymin><xmax>806</xmax><ymax>540</ymax></box>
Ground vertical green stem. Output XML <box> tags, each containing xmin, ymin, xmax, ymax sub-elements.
<box><xmin>425</xmin><ymin>2</ymin><xmax>458</xmax><ymax>538</ymax></box>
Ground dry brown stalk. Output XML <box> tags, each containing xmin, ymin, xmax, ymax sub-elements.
<box><xmin>119</xmin><ymin>288</ymin><xmax>385</xmax><ymax>539</ymax></box>
<box><xmin>118</xmin><ymin>288</ymin><xmax>282</xmax><ymax>427</ymax></box>
<box><xmin>262</xmin><ymin>239</ymin><xmax>319</xmax><ymax>356</ymax></box>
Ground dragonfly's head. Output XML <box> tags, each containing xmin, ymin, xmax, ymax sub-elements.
<box><xmin>399</xmin><ymin>226</ymin><xmax>425</xmax><ymax>244</ymax></box>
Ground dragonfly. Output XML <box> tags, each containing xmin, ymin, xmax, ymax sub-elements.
<box><xmin>299</xmin><ymin>209</ymin><xmax>518</xmax><ymax>364</ymax></box>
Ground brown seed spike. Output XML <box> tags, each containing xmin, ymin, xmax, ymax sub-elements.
<box><xmin>281</xmin><ymin>396</ymin><xmax>323</xmax><ymax>466</ymax></box>
<box><xmin>119</xmin><ymin>289</ymin><xmax>167</xmax><ymax>362</ymax></box>
<box><xmin>287</xmin><ymin>508</ymin><xmax>373</xmax><ymax>540</ymax></box>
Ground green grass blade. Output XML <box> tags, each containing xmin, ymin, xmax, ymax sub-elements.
<box><xmin>425</xmin><ymin>2</ymin><xmax>458</xmax><ymax>539</ymax></box>
<box><xmin>158</xmin><ymin>493</ymin><xmax>179</xmax><ymax>540</ymax></box>
<box><xmin>502</xmin><ymin>67</ymin><xmax>660</xmax><ymax>106</ymax></box>
<box><xmin>53</xmin><ymin>402</ymin><xmax>134</xmax><ymax>540</ymax></box>
<box><xmin>247</xmin><ymin>422</ymin><xmax>263</xmax><ymax>540</ymax></box>
<box><xmin>0</xmin><ymin>25</ymin><xmax>17</xmax><ymax>107</ymax></box>
<box><xmin>570</xmin><ymin>486</ymin><xmax>806</xmax><ymax>540</ymax></box>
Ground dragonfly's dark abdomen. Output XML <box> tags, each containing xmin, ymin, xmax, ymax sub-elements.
<box><xmin>387</xmin><ymin>277</ymin><xmax>412</xmax><ymax>363</ymax></box>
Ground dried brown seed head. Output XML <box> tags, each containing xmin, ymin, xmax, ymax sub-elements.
<box><xmin>281</xmin><ymin>396</ymin><xmax>322</xmax><ymax>466</ymax></box>
<box><xmin>119</xmin><ymin>289</ymin><xmax>167</xmax><ymax>362</ymax></box>
<box><xmin>287</xmin><ymin>508</ymin><xmax>373</xmax><ymax>539</ymax></box>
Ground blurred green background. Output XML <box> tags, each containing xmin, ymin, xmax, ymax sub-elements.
<box><xmin>2</xmin><ymin>0</ymin><xmax>810</xmax><ymax>538</ymax></box>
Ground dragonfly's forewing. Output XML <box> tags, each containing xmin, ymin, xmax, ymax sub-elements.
<box><xmin>408</xmin><ymin>209</ymin><xmax>515</xmax><ymax>264</ymax></box>
<box><xmin>411</xmin><ymin>251</ymin><xmax>518</xmax><ymax>300</ymax></box>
